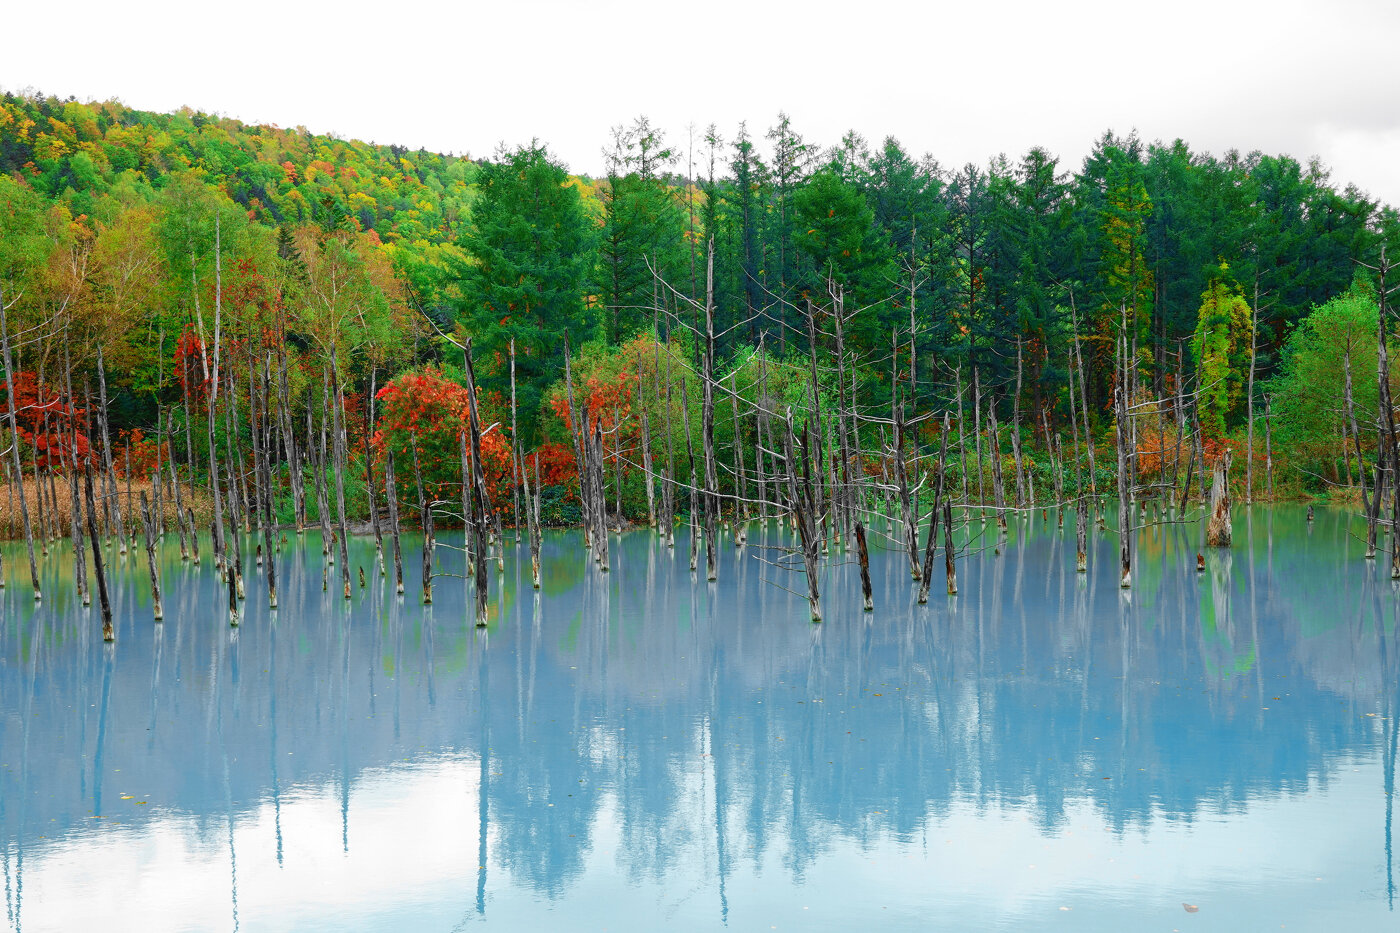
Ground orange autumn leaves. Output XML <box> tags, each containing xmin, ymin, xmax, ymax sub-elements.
<box><xmin>371</xmin><ymin>367</ymin><xmax>516</xmax><ymax>515</ymax></box>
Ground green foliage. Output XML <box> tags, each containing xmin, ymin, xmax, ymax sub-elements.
<box><xmin>1269</xmin><ymin>283</ymin><xmax>1380</xmax><ymax>484</ymax></box>
<box><xmin>1191</xmin><ymin>266</ymin><xmax>1253</xmax><ymax>436</ymax></box>
<box><xmin>2</xmin><ymin>88</ymin><xmax>1396</xmax><ymax>517</ymax></box>
<box><xmin>455</xmin><ymin>142</ymin><xmax>595</xmax><ymax>439</ymax></box>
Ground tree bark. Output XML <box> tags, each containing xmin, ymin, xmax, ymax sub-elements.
<box><xmin>1206</xmin><ymin>449</ymin><xmax>1233</xmax><ymax>548</ymax></box>
<box><xmin>385</xmin><ymin>448</ymin><xmax>404</xmax><ymax>595</ymax></box>
<box><xmin>139</xmin><ymin>492</ymin><xmax>163</xmax><ymax>621</ymax></box>
<box><xmin>0</xmin><ymin>291</ymin><xmax>41</xmax><ymax>599</ymax></box>
<box><xmin>84</xmin><ymin>464</ymin><xmax>113</xmax><ymax>641</ymax></box>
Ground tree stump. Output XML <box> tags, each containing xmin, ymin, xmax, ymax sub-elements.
<box><xmin>1206</xmin><ymin>450</ymin><xmax>1233</xmax><ymax>548</ymax></box>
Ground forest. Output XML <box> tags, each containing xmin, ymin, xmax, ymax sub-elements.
<box><xmin>2</xmin><ymin>88</ymin><xmax>1399</xmax><ymax>622</ymax></box>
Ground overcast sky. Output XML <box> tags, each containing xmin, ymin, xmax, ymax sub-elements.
<box><xmin>5</xmin><ymin>0</ymin><xmax>1399</xmax><ymax>205</ymax></box>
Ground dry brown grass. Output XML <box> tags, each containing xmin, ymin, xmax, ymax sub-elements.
<box><xmin>0</xmin><ymin>476</ymin><xmax>215</xmax><ymax>540</ymax></box>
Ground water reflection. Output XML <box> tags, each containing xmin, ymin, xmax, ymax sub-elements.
<box><xmin>1</xmin><ymin>506</ymin><xmax>1397</xmax><ymax>930</ymax></box>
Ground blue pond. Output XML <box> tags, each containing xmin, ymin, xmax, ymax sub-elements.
<box><xmin>1</xmin><ymin>506</ymin><xmax>1397</xmax><ymax>931</ymax></box>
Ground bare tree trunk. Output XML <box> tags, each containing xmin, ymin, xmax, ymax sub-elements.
<box><xmin>1264</xmin><ymin>395</ymin><xmax>1274</xmax><ymax>499</ymax></box>
<box><xmin>1073</xmin><ymin>320</ymin><xmax>1097</xmax><ymax>495</ymax></box>
<box><xmin>169</xmin><ymin>412</ymin><xmax>189</xmax><ymax>560</ymax></box>
<box><xmin>276</xmin><ymin>336</ymin><xmax>305</xmax><ymax>534</ymax></box>
<box><xmin>2</xmin><ymin>292</ymin><xmax>42</xmax><ymax>600</ymax></box>
<box><xmin>1207</xmin><ymin>449</ymin><xmax>1233</xmax><ymax>548</ymax></box>
<box><xmin>1246</xmin><ymin>282</ymin><xmax>1258</xmax><ymax>504</ymax></box>
<box><xmin>831</xmin><ymin>283</ymin><xmax>855</xmax><ymax>542</ymax></box>
<box><xmin>591</xmin><ymin>417</ymin><xmax>610</xmax><ymax>572</ymax></box>
<box><xmin>895</xmin><ymin>407</ymin><xmax>921</xmax><ymax>581</ymax></box>
<box><xmin>463</xmin><ymin>339</ymin><xmax>491</xmax><ymax>626</ymax></box>
<box><xmin>312</xmin><ymin>395</ymin><xmax>332</xmax><ymax>557</ymax></box>
<box><xmin>84</xmin><ymin>464</ymin><xmax>113</xmax><ymax>641</ymax></box>
<box><xmin>562</xmin><ymin>334</ymin><xmax>589</xmax><ymax>550</ymax></box>
<box><xmin>803</xmin><ymin>300</ymin><xmax>826</xmax><ymax>530</ymax></box>
<box><xmin>702</xmin><ymin>242</ymin><xmax>720</xmax><ymax>582</ymax></box>
<box><xmin>973</xmin><ymin>368</ymin><xmax>985</xmax><ymax>512</ymax></box>
<box><xmin>385</xmin><ymin>449</ymin><xmax>404</xmax><ymax>594</ymax></box>
<box><xmin>1376</xmin><ymin>250</ymin><xmax>1397</xmax><ymax>563</ymax></box>
<box><xmin>509</xmin><ymin>339</ymin><xmax>521</xmax><ymax>535</ymax></box>
<box><xmin>1076</xmin><ymin>495</ymin><xmax>1088</xmax><ymax>573</ymax></box>
<box><xmin>1116</xmin><ymin>333</ymin><xmax>1133</xmax><ymax>587</ymax></box>
<box><xmin>640</xmin><ymin>365</ymin><xmax>656</xmax><ymax>528</ymax></box>
<box><xmin>224</xmin><ymin>519</ymin><xmax>239</xmax><ymax>627</ymax></box>
<box><xmin>1012</xmin><ymin>338</ymin><xmax>1026</xmax><ymax>507</ymax></box>
<box><xmin>63</xmin><ymin>364</ymin><xmax>89</xmax><ymax>604</ymax></box>
<box><xmin>782</xmin><ymin>410</ymin><xmax>822</xmax><ymax>622</ymax></box>
<box><xmin>989</xmin><ymin>393</ymin><xmax>1007</xmax><ymax>531</ymax></box>
<box><xmin>96</xmin><ymin>346</ymin><xmax>125</xmax><ymax>550</ymax></box>
<box><xmin>185</xmin><ymin>506</ymin><xmax>199</xmax><ymax>565</ymax></box>
<box><xmin>680</xmin><ymin>358</ymin><xmax>699</xmax><ymax>573</ymax></box>
<box><xmin>258</xmin><ymin>363</ymin><xmax>279</xmax><ymax>609</ymax></box>
<box><xmin>854</xmin><ymin>520</ymin><xmax>873</xmax><ymax>612</ymax></box>
<box><xmin>917</xmin><ymin>417</ymin><xmax>951</xmax><ymax>604</ymax></box>
<box><xmin>139</xmin><ymin>492</ymin><xmax>164</xmax><ymax>621</ymax></box>
<box><xmin>943</xmin><ymin>497</ymin><xmax>957</xmax><ymax>596</ymax></box>
<box><xmin>329</xmin><ymin>350</ymin><xmax>351</xmax><ymax>599</ymax></box>
<box><xmin>364</xmin><ymin>367</ymin><xmax>383</xmax><ymax>573</ymax></box>
<box><xmin>661</xmin><ymin>335</ymin><xmax>678</xmax><ymax>546</ymax></box>
<box><xmin>412</xmin><ymin>434</ymin><xmax>433</xmax><ymax>604</ymax></box>
<box><xmin>730</xmin><ymin>371</ymin><xmax>748</xmax><ymax>527</ymax></box>
<box><xmin>955</xmin><ymin>366</ymin><xmax>970</xmax><ymax>504</ymax></box>
<box><xmin>523</xmin><ymin>450</ymin><xmax>542</xmax><ymax>589</ymax></box>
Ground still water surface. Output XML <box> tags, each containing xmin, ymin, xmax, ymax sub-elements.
<box><xmin>1</xmin><ymin>506</ymin><xmax>1397</xmax><ymax>931</ymax></box>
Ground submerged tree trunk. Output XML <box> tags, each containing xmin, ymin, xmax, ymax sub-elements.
<box><xmin>782</xmin><ymin>410</ymin><xmax>822</xmax><ymax>622</ymax></box>
<box><xmin>917</xmin><ymin>418</ymin><xmax>951</xmax><ymax>605</ymax></box>
<box><xmin>895</xmin><ymin>407</ymin><xmax>921</xmax><ymax>582</ymax></box>
<box><xmin>854</xmin><ymin>520</ymin><xmax>873</xmax><ymax>612</ymax></box>
<box><xmin>412</xmin><ymin>435</ymin><xmax>433</xmax><ymax>605</ymax></box>
<box><xmin>701</xmin><ymin>242</ymin><xmax>720</xmax><ymax>582</ymax></box>
<box><xmin>1207</xmin><ymin>449</ymin><xmax>1233</xmax><ymax>548</ymax></box>
<box><xmin>385</xmin><ymin>449</ymin><xmax>405</xmax><ymax>595</ymax></box>
<box><xmin>329</xmin><ymin>351</ymin><xmax>351</xmax><ymax>600</ymax></box>
<box><xmin>943</xmin><ymin>497</ymin><xmax>957</xmax><ymax>596</ymax></box>
<box><xmin>139</xmin><ymin>492</ymin><xmax>164</xmax><ymax>621</ymax></box>
<box><xmin>0</xmin><ymin>291</ymin><xmax>41</xmax><ymax>600</ymax></box>
<box><xmin>1116</xmin><ymin>334</ymin><xmax>1133</xmax><ymax>587</ymax></box>
<box><xmin>463</xmin><ymin>339</ymin><xmax>491</xmax><ymax>626</ymax></box>
<box><xmin>84</xmin><ymin>464</ymin><xmax>113</xmax><ymax>641</ymax></box>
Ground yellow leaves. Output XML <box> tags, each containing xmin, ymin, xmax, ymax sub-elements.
<box><xmin>33</xmin><ymin>132</ymin><xmax>68</xmax><ymax>161</ymax></box>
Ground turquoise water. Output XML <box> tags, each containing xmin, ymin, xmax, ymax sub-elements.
<box><xmin>1</xmin><ymin>506</ymin><xmax>1396</xmax><ymax>931</ymax></box>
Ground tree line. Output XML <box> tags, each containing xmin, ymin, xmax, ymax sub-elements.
<box><xmin>3</xmin><ymin>89</ymin><xmax>1400</xmax><ymax>624</ymax></box>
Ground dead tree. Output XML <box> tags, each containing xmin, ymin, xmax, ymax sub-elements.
<box><xmin>329</xmin><ymin>348</ymin><xmax>352</xmax><ymax>599</ymax></box>
<box><xmin>463</xmin><ymin>339</ymin><xmax>491</xmax><ymax>626</ymax></box>
<box><xmin>943</xmin><ymin>496</ymin><xmax>957</xmax><ymax>596</ymax></box>
<box><xmin>83</xmin><ymin>463</ymin><xmax>113</xmax><ymax>641</ymax></box>
<box><xmin>781</xmin><ymin>409</ymin><xmax>822</xmax><ymax>622</ymax></box>
<box><xmin>385</xmin><ymin>449</ymin><xmax>405</xmax><ymax>595</ymax></box>
<box><xmin>412</xmin><ymin>433</ymin><xmax>433</xmax><ymax>605</ymax></box>
<box><xmin>1115</xmin><ymin>333</ymin><xmax>1134</xmax><ymax>587</ymax></box>
<box><xmin>701</xmin><ymin>241</ymin><xmax>720</xmax><ymax>582</ymax></box>
<box><xmin>365</xmin><ymin>367</ymin><xmax>384</xmax><ymax>574</ymax></box>
<box><xmin>0</xmin><ymin>288</ymin><xmax>40</xmax><ymax>599</ymax></box>
<box><xmin>139</xmin><ymin>492</ymin><xmax>164</xmax><ymax>621</ymax></box>
<box><xmin>894</xmin><ymin>405</ymin><xmax>921</xmax><ymax>581</ymax></box>
<box><xmin>1206</xmin><ymin>449</ymin><xmax>1233</xmax><ymax>548</ymax></box>
<box><xmin>854</xmin><ymin>520</ymin><xmax>873</xmax><ymax>612</ymax></box>
<box><xmin>523</xmin><ymin>451</ymin><xmax>543</xmax><ymax>589</ymax></box>
<box><xmin>917</xmin><ymin>417</ymin><xmax>951</xmax><ymax>604</ymax></box>
<box><xmin>562</xmin><ymin>335</ymin><xmax>589</xmax><ymax>551</ymax></box>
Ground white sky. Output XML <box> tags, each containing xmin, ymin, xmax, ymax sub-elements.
<box><xmin>4</xmin><ymin>0</ymin><xmax>1399</xmax><ymax>205</ymax></box>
